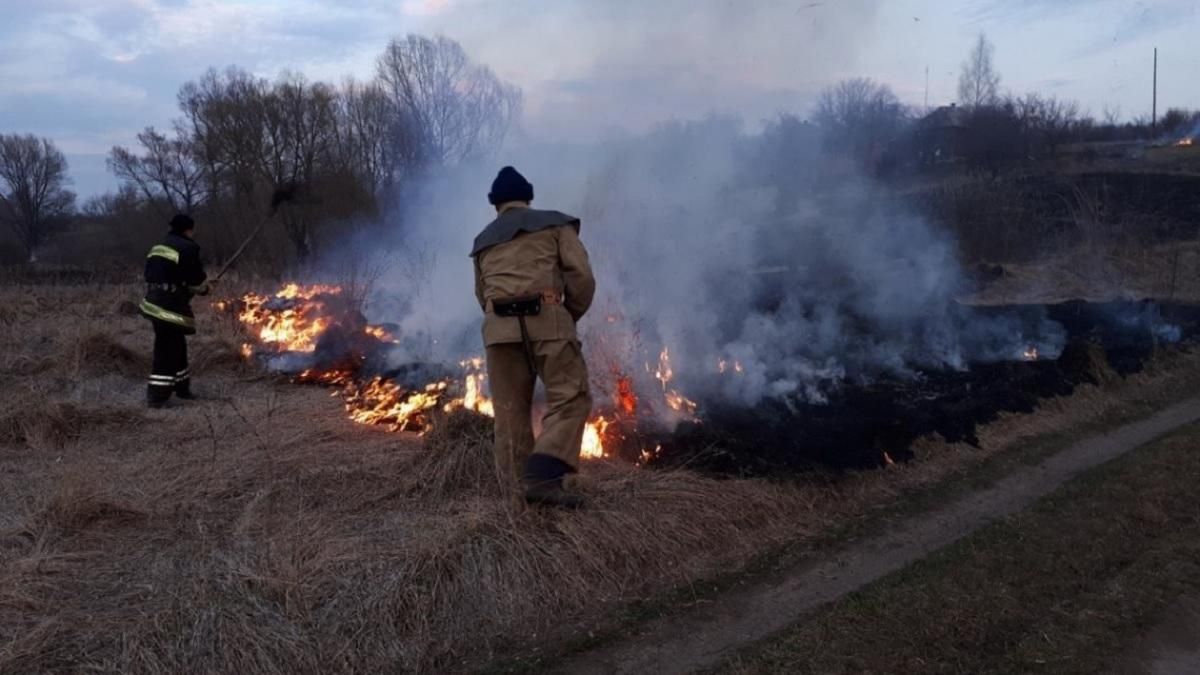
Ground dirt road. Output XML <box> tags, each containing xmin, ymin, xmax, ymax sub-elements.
<box><xmin>555</xmin><ymin>398</ymin><xmax>1200</xmax><ymax>675</ymax></box>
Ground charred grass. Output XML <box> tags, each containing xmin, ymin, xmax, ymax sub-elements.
<box><xmin>5</xmin><ymin>281</ymin><xmax>1200</xmax><ymax>672</ymax></box>
<box><xmin>715</xmin><ymin>422</ymin><xmax>1200</xmax><ymax>675</ymax></box>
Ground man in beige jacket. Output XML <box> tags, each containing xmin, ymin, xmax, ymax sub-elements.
<box><xmin>471</xmin><ymin>166</ymin><xmax>595</xmax><ymax>508</ymax></box>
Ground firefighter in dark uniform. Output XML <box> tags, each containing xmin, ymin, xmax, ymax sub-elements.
<box><xmin>140</xmin><ymin>214</ymin><xmax>210</xmax><ymax>408</ymax></box>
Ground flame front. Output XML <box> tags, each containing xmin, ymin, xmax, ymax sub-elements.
<box><xmin>238</xmin><ymin>283</ymin><xmax>343</xmax><ymax>353</ymax></box>
<box><xmin>347</xmin><ymin>379</ymin><xmax>448</xmax><ymax>431</ymax></box>
<box><xmin>227</xmin><ymin>283</ymin><xmax>689</xmax><ymax>462</ymax></box>
<box><xmin>228</xmin><ymin>284</ymin><xmax>620</xmax><ymax>457</ymax></box>
<box><xmin>1177</xmin><ymin>137</ymin><xmax>1194</xmax><ymax>147</ymax></box>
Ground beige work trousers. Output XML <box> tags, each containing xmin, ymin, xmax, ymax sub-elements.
<box><xmin>485</xmin><ymin>339</ymin><xmax>593</xmax><ymax>484</ymax></box>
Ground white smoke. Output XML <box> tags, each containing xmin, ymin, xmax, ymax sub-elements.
<box><xmin>346</xmin><ymin>0</ymin><xmax>1068</xmax><ymax>408</ymax></box>
<box><xmin>364</xmin><ymin>116</ymin><xmax>1065</xmax><ymax>407</ymax></box>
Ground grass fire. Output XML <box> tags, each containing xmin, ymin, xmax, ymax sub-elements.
<box><xmin>228</xmin><ymin>282</ymin><xmax>665</xmax><ymax>459</ymax></box>
<box><xmin>9</xmin><ymin>5</ymin><xmax>1200</xmax><ymax>675</ymax></box>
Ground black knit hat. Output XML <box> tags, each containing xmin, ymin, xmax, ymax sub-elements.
<box><xmin>169</xmin><ymin>213</ymin><xmax>195</xmax><ymax>233</ymax></box>
<box><xmin>487</xmin><ymin>166</ymin><xmax>534</xmax><ymax>206</ymax></box>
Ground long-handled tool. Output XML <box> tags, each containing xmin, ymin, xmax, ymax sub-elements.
<box><xmin>213</xmin><ymin>184</ymin><xmax>300</xmax><ymax>281</ymax></box>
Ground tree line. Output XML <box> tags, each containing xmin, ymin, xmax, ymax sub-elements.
<box><xmin>812</xmin><ymin>34</ymin><xmax>1199</xmax><ymax>175</ymax></box>
<box><xmin>1</xmin><ymin>34</ymin><xmax>519</xmax><ymax>266</ymax></box>
<box><xmin>1</xmin><ymin>32</ymin><xmax>1195</xmax><ymax>266</ymax></box>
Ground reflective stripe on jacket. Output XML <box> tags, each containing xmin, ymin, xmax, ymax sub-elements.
<box><xmin>142</xmin><ymin>231</ymin><xmax>207</xmax><ymax>334</ymax></box>
<box><xmin>139</xmin><ymin>299</ymin><xmax>197</xmax><ymax>330</ymax></box>
<box><xmin>147</xmin><ymin>245</ymin><xmax>180</xmax><ymax>264</ymax></box>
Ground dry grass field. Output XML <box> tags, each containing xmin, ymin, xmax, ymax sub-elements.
<box><xmin>4</xmin><ymin>280</ymin><xmax>1200</xmax><ymax>673</ymax></box>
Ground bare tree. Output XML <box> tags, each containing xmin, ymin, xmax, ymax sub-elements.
<box><xmin>814</xmin><ymin>78</ymin><xmax>906</xmax><ymax>162</ymax></box>
<box><xmin>174</xmin><ymin>67</ymin><xmax>384</xmax><ymax>262</ymax></box>
<box><xmin>336</xmin><ymin>79</ymin><xmax>396</xmax><ymax>197</ymax></box>
<box><xmin>178</xmin><ymin>67</ymin><xmax>273</xmax><ymax>205</ymax></box>
<box><xmin>109</xmin><ymin>125</ymin><xmax>209</xmax><ymax>215</ymax></box>
<box><xmin>255</xmin><ymin>73</ymin><xmax>347</xmax><ymax>261</ymax></box>
<box><xmin>1160</xmin><ymin>108</ymin><xmax>1200</xmax><ymax>137</ymax></box>
<box><xmin>958</xmin><ymin>33</ymin><xmax>1001</xmax><ymax>108</ymax></box>
<box><xmin>81</xmin><ymin>185</ymin><xmax>142</xmax><ymax>219</ymax></box>
<box><xmin>1039</xmin><ymin>96</ymin><xmax>1081</xmax><ymax>155</ymax></box>
<box><xmin>1011</xmin><ymin>93</ymin><xmax>1081</xmax><ymax>156</ymax></box>
<box><xmin>0</xmin><ymin>134</ymin><xmax>75</xmax><ymax>262</ymax></box>
<box><xmin>376</xmin><ymin>34</ymin><xmax>521</xmax><ymax>168</ymax></box>
<box><xmin>1102</xmin><ymin>105</ymin><xmax>1122</xmax><ymax>127</ymax></box>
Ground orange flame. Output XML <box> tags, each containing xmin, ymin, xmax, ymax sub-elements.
<box><xmin>346</xmin><ymin>378</ymin><xmax>449</xmax><ymax>431</ymax></box>
<box><xmin>616</xmin><ymin>374</ymin><xmax>638</xmax><ymax>416</ymax></box>
<box><xmin>581</xmin><ymin>416</ymin><xmax>609</xmax><ymax>459</ymax></box>
<box><xmin>237</xmin><ymin>284</ymin><xmax>343</xmax><ymax>353</ymax></box>
<box><xmin>227</xmin><ymin>283</ymin><xmax>684</xmax><ymax>460</ymax></box>
<box><xmin>656</xmin><ymin>347</ymin><xmax>698</xmax><ymax>416</ymax></box>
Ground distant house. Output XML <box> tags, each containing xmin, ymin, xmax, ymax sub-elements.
<box><xmin>914</xmin><ymin>104</ymin><xmax>969</xmax><ymax>164</ymax></box>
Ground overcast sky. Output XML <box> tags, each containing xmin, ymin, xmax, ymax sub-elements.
<box><xmin>2</xmin><ymin>0</ymin><xmax>1197</xmax><ymax>200</ymax></box>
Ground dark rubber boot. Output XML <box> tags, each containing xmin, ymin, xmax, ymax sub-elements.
<box><xmin>524</xmin><ymin>479</ymin><xmax>585</xmax><ymax>509</ymax></box>
<box><xmin>523</xmin><ymin>453</ymin><xmax>585</xmax><ymax>509</ymax></box>
<box><xmin>147</xmin><ymin>384</ymin><xmax>172</xmax><ymax>409</ymax></box>
<box><xmin>175</xmin><ymin>383</ymin><xmax>196</xmax><ymax>400</ymax></box>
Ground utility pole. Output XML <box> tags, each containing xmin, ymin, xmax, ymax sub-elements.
<box><xmin>924</xmin><ymin>66</ymin><xmax>929</xmax><ymax>113</ymax></box>
<box><xmin>1152</xmin><ymin>47</ymin><xmax>1158</xmax><ymax>138</ymax></box>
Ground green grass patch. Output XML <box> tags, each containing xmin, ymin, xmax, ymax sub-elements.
<box><xmin>715</xmin><ymin>423</ymin><xmax>1200</xmax><ymax>674</ymax></box>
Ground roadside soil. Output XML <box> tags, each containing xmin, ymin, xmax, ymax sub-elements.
<box><xmin>555</xmin><ymin>401</ymin><xmax>1200</xmax><ymax>675</ymax></box>
<box><xmin>1113</xmin><ymin>598</ymin><xmax>1200</xmax><ymax>675</ymax></box>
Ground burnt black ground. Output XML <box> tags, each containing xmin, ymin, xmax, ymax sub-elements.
<box><xmin>643</xmin><ymin>300</ymin><xmax>1200</xmax><ymax>475</ymax></box>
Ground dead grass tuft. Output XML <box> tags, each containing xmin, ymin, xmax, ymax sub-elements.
<box><xmin>114</xmin><ymin>299</ymin><xmax>140</xmax><ymax>317</ymax></box>
<box><xmin>190</xmin><ymin>335</ymin><xmax>255</xmax><ymax>375</ymax></box>
<box><xmin>70</xmin><ymin>330</ymin><xmax>145</xmax><ymax>377</ymax></box>
<box><xmin>32</xmin><ymin>473</ymin><xmax>146</xmax><ymax>534</ymax></box>
<box><xmin>409</xmin><ymin>410</ymin><xmax>503</xmax><ymax>498</ymax></box>
<box><xmin>1059</xmin><ymin>339</ymin><xmax>1118</xmax><ymax>385</ymax></box>
<box><xmin>0</xmin><ymin>387</ymin><xmax>144</xmax><ymax>450</ymax></box>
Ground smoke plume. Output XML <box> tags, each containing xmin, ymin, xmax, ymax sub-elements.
<box><xmin>349</xmin><ymin>0</ymin><xmax>1069</xmax><ymax>411</ymax></box>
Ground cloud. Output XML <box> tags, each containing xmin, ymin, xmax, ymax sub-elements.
<box><xmin>401</xmin><ymin>0</ymin><xmax>453</xmax><ymax>16</ymax></box>
<box><xmin>0</xmin><ymin>0</ymin><xmax>395</xmax><ymax>198</ymax></box>
<box><xmin>3</xmin><ymin>0</ymin><xmax>1200</xmax><ymax>200</ymax></box>
<box><xmin>965</xmin><ymin>0</ymin><xmax>1197</xmax><ymax>56</ymax></box>
<box><xmin>431</xmin><ymin>0</ymin><xmax>883</xmax><ymax>139</ymax></box>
